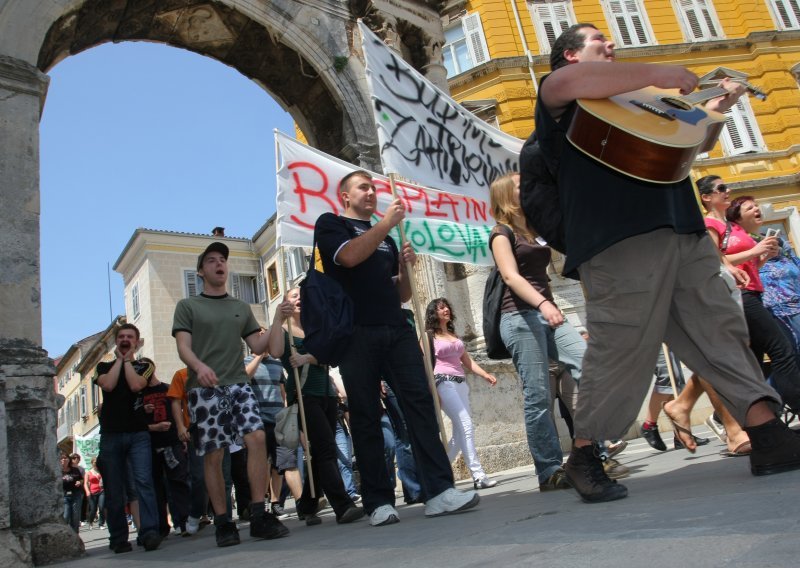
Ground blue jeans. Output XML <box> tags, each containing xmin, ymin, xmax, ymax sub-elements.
<box><xmin>546</xmin><ymin>318</ymin><xmax>586</xmax><ymax>384</ymax></box>
<box><xmin>187</xmin><ymin>439</ymin><xmax>207</xmax><ymax>519</ymax></box>
<box><xmin>98</xmin><ymin>431</ymin><xmax>159</xmax><ymax>546</ymax></box>
<box><xmin>500</xmin><ymin>309</ymin><xmax>563</xmax><ymax>483</ymax></box>
<box><xmin>63</xmin><ymin>492</ymin><xmax>81</xmax><ymax>532</ymax></box>
<box><xmin>335</xmin><ymin>421</ymin><xmax>358</xmax><ymax>497</ymax></box>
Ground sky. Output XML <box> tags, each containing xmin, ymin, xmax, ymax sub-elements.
<box><xmin>40</xmin><ymin>41</ymin><xmax>295</xmax><ymax>358</ymax></box>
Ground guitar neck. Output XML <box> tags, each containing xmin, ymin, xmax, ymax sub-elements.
<box><xmin>681</xmin><ymin>81</ymin><xmax>768</xmax><ymax>106</ymax></box>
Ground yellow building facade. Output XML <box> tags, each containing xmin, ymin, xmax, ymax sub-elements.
<box><xmin>441</xmin><ymin>0</ymin><xmax>800</xmax><ymax>239</ymax></box>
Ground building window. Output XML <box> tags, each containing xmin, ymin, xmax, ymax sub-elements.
<box><xmin>92</xmin><ymin>381</ymin><xmax>101</xmax><ymax>411</ymax></box>
<box><xmin>80</xmin><ymin>386</ymin><xmax>87</xmax><ymax>418</ymax></box>
<box><xmin>267</xmin><ymin>263</ymin><xmax>280</xmax><ymax>300</ymax></box>
<box><xmin>529</xmin><ymin>1</ymin><xmax>575</xmax><ymax>54</ymax></box>
<box><xmin>231</xmin><ymin>273</ymin><xmax>261</xmax><ymax>304</ymax></box>
<box><xmin>604</xmin><ymin>0</ymin><xmax>653</xmax><ymax>47</ymax></box>
<box><xmin>184</xmin><ymin>270</ymin><xmax>204</xmax><ymax>297</ymax></box>
<box><xmin>443</xmin><ymin>12</ymin><xmax>490</xmax><ymax>78</ymax></box>
<box><xmin>769</xmin><ymin>0</ymin><xmax>800</xmax><ymax>29</ymax></box>
<box><xmin>720</xmin><ymin>96</ymin><xmax>765</xmax><ymax>155</ymax></box>
<box><xmin>675</xmin><ymin>0</ymin><xmax>722</xmax><ymax>40</ymax></box>
<box><xmin>284</xmin><ymin>248</ymin><xmax>309</xmax><ymax>285</ymax></box>
<box><xmin>131</xmin><ymin>282</ymin><xmax>140</xmax><ymax>320</ymax></box>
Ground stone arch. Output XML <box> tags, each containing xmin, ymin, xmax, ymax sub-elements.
<box><xmin>0</xmin><ymin>1</ymin><xmax>449</xmax><ymax>563</ymax></box>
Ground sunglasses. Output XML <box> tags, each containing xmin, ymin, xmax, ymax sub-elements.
<box><xmin>713</xmin><ymin>184</ymin><xmax>729</xmax><ymax>193</ymax></box>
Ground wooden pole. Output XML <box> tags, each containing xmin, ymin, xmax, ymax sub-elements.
<box><xmin>661</xmin><ymin>343</ymin><xmax>680</xmax><ymax>400</ymax></box>
<box><xmin>388</xmin><ymin>173</ymin><xmax>448</xmax><ymax>448</ymax></box>
<box><xmin>279</xmin><ymin>247</ymin><xmax>315</xmax><ymax>498</ymax></box>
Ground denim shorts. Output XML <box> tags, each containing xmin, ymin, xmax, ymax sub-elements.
<box><xmin>188</xmin><ymin>383</ymin><xmax>263</xmax><ymax>456</ymax></box>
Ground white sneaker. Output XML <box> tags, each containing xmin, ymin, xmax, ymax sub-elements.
<box><xmin>185</xmin><ymin>516</ymin><xmax>200</xmax><ymax>535</ymax></box>
<box><xmin>424</xmin><ymin>488</ymin><xmax>480</xmax><ymax>517</ymax></box>
<box><xmin>369</xmin><ymin>504</ymin><xmax>400</xmax><ymax>527</ymax></box>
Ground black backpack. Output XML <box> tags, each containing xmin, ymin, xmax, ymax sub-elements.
<box><xmin>483</xmin><ymin>226</ymin><xmax>516</xmax><ymax>360</ymax></box>
<box><xmin>519</xmin><ymin>131</ymin><xmax>566</xmax><ymax>254</ymax></box>
<box><xmin>299</xmin><ymin>238</ymin><xmax>354</xmax><ymax>367</ymax></box>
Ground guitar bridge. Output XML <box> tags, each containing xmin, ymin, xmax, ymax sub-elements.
<box><xmin>630</xmin><ymin>99</ymin><xmax>676</xmax><ymax>121</ymax></box>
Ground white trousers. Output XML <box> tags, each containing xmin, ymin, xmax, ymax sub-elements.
<box><xmin>437</xmin><ymin>380</ymin><xmax>486</xmax><ymax>481</ymax></box>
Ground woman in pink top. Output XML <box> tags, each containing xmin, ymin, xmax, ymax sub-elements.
<box><xmin>424</xmin><ymin>298</ymin><xmax>498</xmax><ymax>489</ymax></box>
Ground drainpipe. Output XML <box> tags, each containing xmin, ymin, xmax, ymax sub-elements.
<box><xmin>510</xmin><ymin>0</ymin><xmax>538</xmax><ymax>94</ymax></box>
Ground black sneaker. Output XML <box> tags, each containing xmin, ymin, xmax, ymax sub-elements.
<box><xmin>746</xmin><ymin>418</ymin><xmax>800</xmax><ymax>476</ymax></box>
<box><xmin>215</xmin><ymin>521</ymin><xmax>241</xmax><ymax>548</ymax></box>
<box><xmin>270</xmin><ymin>503</ymin><xmax>290</xmax><ymax>520</ymax></box>
<box><xmin>538</xmin><ymin>468</ymin><xmax>571</xmax><ymax>491</ymax></box>
<box><xmin>641</xmin><ymin>423</ymin><xmax>667</xmax><ymax>451</ymax></box>
<box><xmin>140</xmin><ymin>531</ymin><xmax>162</xmax><ymax>552</ymax></box>
<box><xmin>564</xmin><ymin>445</ymin><xmax>628</xmax><ymax>503</ymax></box>
<box><xmin>336</xmin><ymin>505</ymin><xmax>365</xmax><ymax>524</ymax></box>
<box><xmin>250</xmin><ymin>512</ymin><xmax>290</xmax><ymax>539</ymax></box>
<box><xmin>109</xmin><ymin>541</ymin><xmax>132</xmax><ymax>554</ymax></box>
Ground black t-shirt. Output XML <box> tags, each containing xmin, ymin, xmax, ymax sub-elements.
<box><xmin>534</xmin><ymin>73</ymin><xmax>706</xmax><ymax>279</ymax></box>
<box><xmin>315</xmin><ymin>213</ymin><xmax>405</xmax><ymax>326</ymax></box>
<box><xmin>138</xmin><ymin>382</ymin><xmax>178</xmax><ymax>448</ymax></box>
<box><xmin>62</xmin><ymin>466</ymin><xmax>83</xmax><ymax>495</ymax></box>
<box><xmin>94</xmin><ymin>359</ymin><xmax>152</xmax><ymax>433</ymax></box>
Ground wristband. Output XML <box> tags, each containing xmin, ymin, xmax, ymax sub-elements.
<box><xmin>535</xmin><ymin>299</ymin><xmax>550</xmax><ymax>310</ymax></box>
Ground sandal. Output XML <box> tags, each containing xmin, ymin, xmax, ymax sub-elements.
<box><xmin>662</xmin><ymin>402</ymin><xmax>696</xmax><ymax>454</ymax></box>
<box><xmin>720</xmin><ymin>440</ymin><xmax>752</xmax><ymax>457</ymax></box>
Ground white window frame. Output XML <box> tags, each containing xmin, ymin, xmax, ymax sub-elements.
<box><xmin>230</xmin><ymin>273</ymin><xmax>261</xmax><ymax>304</ymax></box>
<box><xmin>768</xmin><ymin>0</ymin><xmax>800</xmax><ymax>30</ymax></box>
<box><xmin>92</xmin><ymin>381</ymin><xmax>101</xmax><ymax>411</ymax></box>
<box><xmin>442</xmin><ymin>12</ymin><xmax>490</xmax><ymax>77</ymax></box>
<box><xmin>184</xmin><ymin>269</ymin><xmax>204</xmax><ymax>298</ymax></box>
<box><xmin>528</xmin><ymin>1</ymin><xmax>576</xmax><ymax>54</ymax></box>
<box><xmin>603</xmin><ymin>0</ymin><xmax>656</xmax><ymax>47</ymax></box>
<box><xmin>131</xmin><ymin>282</ymin><xmax>140</xmax><ymax>320</ymax></box>
<box><xmin>80</xmin><ymin>386</ymin><xmax>87</xmax><ymax>418</ymax></box>
<box><xmin>674</xmin><ymin>0</ymin><xmax>723</xmax><ymax>41</ymax></box>
<box><xmin>284</xmin><ymin>248</ymin><xmax>308</xmax><ymax>285</ymax></box>
<box><xmin>720</xmin><ymin>96</ymin><xmax>766</xmax><ymax>155</ymax></box>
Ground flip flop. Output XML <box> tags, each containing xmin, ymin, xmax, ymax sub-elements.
<box><xmin>662</xmin><ymin>402</ymin><xmax>696</xmax><ymax>454</ymax></box>
<box><xmin>720</xmin><ymin>441</ymin><xmax>752</xmax><ymax>457</ymax></box>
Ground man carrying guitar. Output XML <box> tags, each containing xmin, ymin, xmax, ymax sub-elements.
<box><xmin>532</xmin><ymin>23</ymin><xmax>800</xmax><ymax>504</ymax></box>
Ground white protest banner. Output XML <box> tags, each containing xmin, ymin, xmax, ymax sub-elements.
<box><xmin>275</xmin><ymin>130</ymin><xmax>495</xmax><ymax>266</ymax></box>
<box><xmin>358</xmin><ymin>20</ymin><xmax>522</xmax><ymax>199</ymax></box>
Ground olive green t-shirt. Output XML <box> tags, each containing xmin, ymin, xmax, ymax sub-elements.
<box><xmin>172</xmin><ymin>293</ymin><xmax>260</xmax><ymax>390</ymax></box>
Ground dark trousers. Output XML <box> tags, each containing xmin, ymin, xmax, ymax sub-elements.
<box><xmin>742</xmin><ymin>291</ymin><xmax>800</xmax><ymax>408</ymax></box>
<box><xmin>339</xmin><ymin>324</ymin><xmax>454</xmax><ymax>514</ymax></box>
<box><xmin>152</xmin><ymin>443</ymin><xmax>191</xmax><ymax>533</ymax></box>
<box><xmin>296</xmin><ymin>395</ymin><xmax>354</xmax><ymax>519</ymax></box>
<box><xmin>87</xmin><ymin>492</ymin><xmax>105</xmax><ymax>526</ymax></box>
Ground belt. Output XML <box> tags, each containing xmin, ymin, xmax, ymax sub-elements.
<box><xmin>435</xmin><ymin>374</ymin><xmax>465</xmax><ymax>386</ymax></box>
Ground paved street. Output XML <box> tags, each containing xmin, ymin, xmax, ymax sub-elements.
<box><xmin>63</xmin><ymin>426</ymin><xmax>800</xmax><ymax>568</ymax></box>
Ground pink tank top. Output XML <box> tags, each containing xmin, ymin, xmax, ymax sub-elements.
<box><xmin>433</xmin><ymin>337</ymin><xmax>465</xmax><ymax>377</ymax></box>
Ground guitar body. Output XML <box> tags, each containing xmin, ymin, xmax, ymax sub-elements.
<box><xmin>568</xmin><ymin>87</ymin><xmax>726</xmax><ymax>184</ymax></box>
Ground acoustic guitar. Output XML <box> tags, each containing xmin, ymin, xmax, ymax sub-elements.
<box><xmin>568</xmin><ymin>82</ymin><xmax>767</xmax><ymax>184</ymax></box>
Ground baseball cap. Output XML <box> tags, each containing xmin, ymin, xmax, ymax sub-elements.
<box><xmin>197</xmin><ymin>242</ymin><xmax>229</xmax><ymax>271</ymax></box>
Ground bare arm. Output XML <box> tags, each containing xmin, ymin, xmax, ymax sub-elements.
<box><xmin>540</xmin><ymin>62</ymin><xmax>699</xmax><ymax>120</ymax></box>
<box><xmin>459</xmin><ymin>351</ymin><xmax>497</xmax><ymax>386</ymax></box>
<box><xmin>175</xmin><ymin>331</ymin><xmax>218</xmax><ymax>387</ymax></box>
<box><xmin>336</xmin><ymin>199</ymin><xmax>406</xmax><ymax>267</ymax></box>
<box><xmin>245</xmin><ymin>353</ymin><xmax>264</xmax><ymax>378</ymax></box>
<box><xmin>491</xmin><ymin>234</ymin><xmax>563</xmax><ymax>327</ymax></box>
<box><xmin>267</xmin><ymin>301</ymin><xmax>294</xmax><ymax>358</ymax></box>
<box><xmin>245</xmin><ymin>330</ymin><xmax>269</xmax><ymax>357</ymax></box>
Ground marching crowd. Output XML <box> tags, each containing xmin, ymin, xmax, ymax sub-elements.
<box><xmin>64</xmin><ymin>22</ymin><xmax>800</xmax><ymax>555</ymax></box>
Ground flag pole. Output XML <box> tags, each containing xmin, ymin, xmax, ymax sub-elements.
<box><xmin>388</xmin><ymin>173</ymin><xmax>448</xmax><ymax>448</ymax></box>
<box><xmin>279</xmin><ymin>247</ymin><xmax>316</xmax><ymax>498</ymax></box>
<box><xmin>661</xmin><ymin>343</ymin><xmax>680</xmax><ymax>400</ymax></box>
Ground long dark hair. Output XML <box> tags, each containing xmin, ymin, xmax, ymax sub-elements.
<box><xmin>424</xmin><ymin>298</ymin><xmax>456</xmax><ymax>334</ymax></box>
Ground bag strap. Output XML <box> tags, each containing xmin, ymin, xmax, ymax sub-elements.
<box><xmin>721</xmin><ymin>222</ymin><xmax>733</xmax><ymax>252</ymax></box>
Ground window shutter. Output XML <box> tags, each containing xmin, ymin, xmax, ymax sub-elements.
<box><xmin>462</xmin><ymin>13</ymin><xmax>490</xmax><ymax>66</ymax></box>
<box><xmin>608</xmin><ymin>0</ymin><xmax>651</xmax><ymax>46</ymax></box>
<box><xmin>256</xmin><ymin>272</ymin><xmax>266</xmax><ymax>303</ymax></box>
<box><xmin>773</xmin><ymin>0</ymin><xmax>800</xmax><ymax>28</ymax></box>
<box><xmin>231</xmin><ymin>272</ymin><xmax>242</xmax><ymax>299</ymax></box>
<box><xmin>722</xmin><ymin>98</ymin><xmax>762</xmax><ymax>155</ymax></box>
<box><xmin>532</xmin><ymin>2</ymin><xmax>573</xmax><ymax>51</ymax></box>
<box><xmin>184</xmin><ymin>270</ymin><xmax>204</xmax><ymax>297</ymax></box>
<box><xmin>679</xmin><ymin>0</ymin><xmax>720</xmax><ymax>39</ymax></box>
